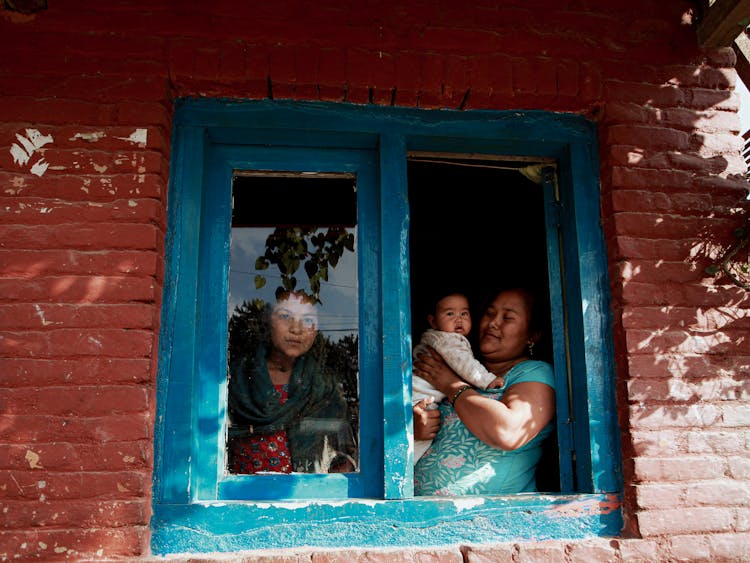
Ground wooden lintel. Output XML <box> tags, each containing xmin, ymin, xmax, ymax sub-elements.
<box><xmin>698</xmin><ymin>0</ymin><xmax>750</xmax><ymax>47</ymax></box>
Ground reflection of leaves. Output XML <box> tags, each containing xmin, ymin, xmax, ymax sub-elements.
<box><xmin>254</xmin><ymin>227</ymin><xmax>355</xmax><ymax>303</ymax></box>
<box><xmin>227</xmin><ymin>298</ymin><xmax>268</xmax><ymax>367</ymax></box>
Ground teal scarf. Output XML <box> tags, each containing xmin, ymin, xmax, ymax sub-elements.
<box><xmin>228</xmin><ymin>343</ymin><xmax>353</xmax><ymax>472</ymax></box>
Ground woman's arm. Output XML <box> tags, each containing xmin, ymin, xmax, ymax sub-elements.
<box><xmin>414</xmin><ymin>348</ymin><xmax>555</xmax><ymax>450</ymax></box>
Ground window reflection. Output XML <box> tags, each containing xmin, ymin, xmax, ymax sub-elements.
<box><xmin>225</xmin><ymin>173</ymin><xmax>359</xmax><ymax>474</ymax></box>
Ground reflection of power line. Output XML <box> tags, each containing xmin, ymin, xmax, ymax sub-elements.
<box><xmin>230</xmin><ymin>269</ymin><xmax>358</xmax><ymax>290</ymax></box>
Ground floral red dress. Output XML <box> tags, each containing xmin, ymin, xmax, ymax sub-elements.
<box><xmin>229</xmin><ymin>384</ymin><xmax>293</xmax><ymax>474</ymax></box>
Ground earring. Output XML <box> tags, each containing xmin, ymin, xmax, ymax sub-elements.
<box><xmin>527</xmin><ymin>340</ymin><xmax>535</xmax><ymax>358</ymax></box>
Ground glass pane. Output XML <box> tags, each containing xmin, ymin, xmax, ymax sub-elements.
<box><xmin>225</xmin><ymin>172</ymin><xmax>359</xmax><ymax>475</ymax></box>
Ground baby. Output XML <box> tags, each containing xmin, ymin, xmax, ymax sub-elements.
<box><xmin>412</xmin><ymin>292</ymin><xmax>503</xmax><ymax>462</ymax></box>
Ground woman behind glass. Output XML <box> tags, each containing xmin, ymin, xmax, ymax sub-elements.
<box><xmin>227</xmin><ymin>291</ymin><xmax>356</xmax><ymax>474</ymax></box>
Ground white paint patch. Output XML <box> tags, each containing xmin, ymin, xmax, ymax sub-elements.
<box><xmin>116</xmin><ymin>128</ymin><xmax>148</xmax><ymax>146</ymax></box>
<box><xmin>34</xmin><ymin>304</ymin><xmax>53</xmax><ymax>326</ymax></box>
<box><xmin>451</xmin><ymin>497</ymin><xmax>486</xmax><ymax>512</ymax></box>
<box><xmin>70</xmin><ymin>131</ymin><xmax>106</xmax><ymax>142</ymax></box>
<box><xmin>30</xmin><ymin>160</ymin><xmax>49</xmax><ymax>177</ymax></box>
<box><xmin>10</xmin><ymin>143</ymin><xmax>29</xmax><ymax>166</ymax></box>
<box><xmin>10</xmin><ymin>129</ymin><xmax>54</xmax><ymax>177</ymax></box>
<box><xmin>24</xmin><ymin>450</ymin><xmax>42</xmax><ymax>469</ymax></box>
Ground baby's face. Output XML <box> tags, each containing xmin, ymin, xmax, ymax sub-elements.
<box><xmin>429</xmin><ymin>294</ymin><xmax>471</xmax><ymax>336</ymax></box>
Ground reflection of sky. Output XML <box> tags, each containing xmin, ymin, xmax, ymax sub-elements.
<box><xmin>228</xmin><ymin>227</ymin><xmax>359</xmax><ymax>340</ymax></box>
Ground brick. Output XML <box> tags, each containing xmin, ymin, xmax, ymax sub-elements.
<box><xmin>0</xmin><ymin>222</ymin><xmax>152</xmax><ymax>251</ymax></box>
<box><xmin>638</xmin><ymin>507</ymin><xmax>735</xmax><ymax>536</ymax></box>
<box><xmin>0</xmin><ymin>275</ymin><xmax>155</xmax><ymax>305</ymax></box>
<box><xmin>0</xmin><ymin>172</ymin><xmax>164</xmax><ymax>201</ymax></box>
<box><xmin>687</xmin><ymin>430</ymin><xmax>747</xmax><ymax>454</ymax></box>
<box><xmin>727</xmin><ymin>456</ymin><xmax>750</xmax><ymax>479</ymax></box>
<box><xmin>628</xmin><ymin>377</ymin><xmax>749</xmax><ymax>403</ymax></box>
<box><xmin>631</xmin><ymin>429</ymin><xmax>687</xmax><ymax>456</ymax></box>
<box><xmin>0</xmin><ymin>413</ymin><xmax>150</xmax><ymax>443</ymax></box>
<box><xmin>667</xmin><ymin>534</ymin><xmax>712</xmax><ymax>561</ymax></box>
<box><xmin>619</xmin><ymin>280</ymin><xmax>749</xmax><ymax>308</ymax></box>
<box><xmin>464</xmin><ymin>544</ymin><xmax>515</xmax><ymax>562</ymax></box>
<box><xmin>0</xmin><ymin>198</ymin><xmax>162</xmax><ymax>228</ymax></box>
<box><xmin>566</xmin><ymin>540</ymin><xmax>619</xmax><ymax>562</ymax></box>
<box><xmin>116</xmin><ymin>101</ymin><xmax>173</xmax><ymax>130</ymax></box>
<box><xmin>0</xmin><ymin>526</ymin><xmax>148</xmax><ymax>560</ymax></box>
<box><xmin>515</xmin><ymin>541</ymin><xmax>566</xmax><ymax>562</ymax></box>
<box><xmin>604</xmin><ymin>80</ymin><xmax>685</xmax><ymax>107</ymax></box>
<box><xmin>610</xmin><ymin>166</ymin><xmax>694</xmax><ymax>190</ymax></box>
<box><xmin>0</xmin><ymin>499</ymin><xmax>148</xmax><ymax>529</ymax></box>
<box><xmin>613</xmin><ymin>213</ymin><xmax>740</xmax><ymax>240</ymax></box>
<box><xmin>611</xmin><ymin>237</ymin><xmax>693</xmax><ymax>262</ymax></box>
<box><xmin>0</xmin><ymin>386</ymin><xmax>149</xmax><ymax>416</ymax></box>
<box><xmin>0</xmin><ymin>328</ymin><xmax>153</xmax><ymax>358</ymax></box>
<box><xmin>2</xmin><ymin>357</ymin><xmax>152</xmax><ymax>386</ymax></box>
<box><xmin>310</xmin><ymin>548</ymin><xmax>463</xmax><ymax>562</ymax></box>
<box><xmin>612</xmin><ymin>538</ymin><xmax>661</xmax><ymax>562</ymax></box>
<box><xmin>0</xmin><ymin>96</ymin><xmax>118</xmax><ymax>125</ymax></box>
<box><xmin>706</xmin><ymin>532</ymin><xmax>750</xmax><ymax>561</ymax></box>
<box><xmin>630</xmin><ymin>403</ymin><xmax>722</xmax><ymax>429</ymax></box>
<box><xmin>621</xmin><ymin>305</ymin><xmax>750</xmax><ymax>331</ymax></box>
<box><xmin>0</xmin><ymin>470</ymin><xmax>148</xmax><ymax>501</ymax></box>
<box><xmin>513</xmin><ymin>58</ymin><xmax>557</xmax><ymax>97</ymax></box>
<box><xmin>0</xmin><ymin>441</ymin><xmax>151</xmax><ymax>472</ymax></box>
<box><xmin>614</xmin><ymin>259</ymin><xmax>713</xmax><ymax>286</ymax></box>
<box><xmin>637</xmin><ymin>480</ymin><xmax>750</xmax><ymax>509</ymax></box>
<box><xmin>633</xmin><ymin>456</ymin><xmax>726</xmax><ymax>482</ymax></box>
<box><xmin>0</xmin><ymin>304</ymin><xmax>154</xmax><ymax>330</ymax></box>
<box><xmin>736</xmin><ymin>506</ymin><xmax>750</xmax><ymax>532</ymax></box>
<box><xmin>0</xmin><ymin>250</ymin><xmax>159</xmax><ymax>277</ymax></box>
<box><xmin>625</xmin><ymin>328</ymin><xmax>748</xmax><ymax>356</ymax></box>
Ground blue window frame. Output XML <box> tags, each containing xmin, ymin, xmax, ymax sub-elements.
<box><xmin>152</xmin><ymin>99</ymin><xmax>622</xmax><ymax>554</ymax></box>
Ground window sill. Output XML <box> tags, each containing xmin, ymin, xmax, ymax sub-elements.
<box><xmin>151</xmin><ymin>492</ymin><xmax>623</xmax><ymax>554</ymax></box>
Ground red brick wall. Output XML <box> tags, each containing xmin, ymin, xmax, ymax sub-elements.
<box><xmin>1</xmin><ymin>1</ymin><xmax>748</xmax><ymax>561</ymax></box>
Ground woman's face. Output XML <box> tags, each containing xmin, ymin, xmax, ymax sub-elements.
<box><xmin>269</xmin><ymin>294</ymin><xmax>318</xmax><ymax>359</ymax></box>
<box><xmin>478</xmin><ymin>290</ymin><xmax>533</xmax><ymax>362</ymax></box>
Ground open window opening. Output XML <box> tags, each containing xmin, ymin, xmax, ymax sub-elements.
<box><xmin>407</xmin><ymin>154</ymin><xmax>561</xmax><ymax>493</ymax></box>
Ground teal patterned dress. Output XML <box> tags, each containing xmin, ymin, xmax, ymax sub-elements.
<box><xmin>414</xmin><ymin>360</ymin><xmax>555</xmax><ymax>496</ymax></box>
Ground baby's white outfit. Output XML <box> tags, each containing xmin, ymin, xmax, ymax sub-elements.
<box><xmin>412</xmin><ymin>329</ymin><xmax>497</xmax><ymax>462</ymax></box>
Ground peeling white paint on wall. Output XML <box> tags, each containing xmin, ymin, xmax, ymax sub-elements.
<box><xmin>24</xmin><ymin>450</ymin><xmax>42</xmax><ymax>469</ymax></box>
<box><xmin>69</xmin><ymin>131</ymin><xmax>106</xmax><ymax>142</ymax></box>
<box><xmin>29</xmin><ymin>160</ymin><xmax>49</xmax><ymax>177</ymax></box>
<box><xmin>10</xmin><ymin>128</ymin><xmax>54</xmax><ymax>177</ymax></box>
<box><xmin>115</xmin><ymin>128</ymin><xmax>148</xmax><ymax>147</ymax></box>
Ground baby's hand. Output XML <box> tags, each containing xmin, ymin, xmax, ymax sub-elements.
<box><xmin>486</xmin><ymin>375</ymin><xmax>505</xmax><ymax>389</ymax></box>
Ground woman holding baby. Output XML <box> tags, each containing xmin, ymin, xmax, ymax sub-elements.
<box><xmin>412</xmin><ymin>286</ymin><xmax>556</xmax><ymax>495</ymax></box>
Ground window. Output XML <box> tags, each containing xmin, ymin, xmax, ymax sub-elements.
<box><xmin>152</xmin><ymin>100</ymin><xmax>621</xmax><ymax>554</ymax></box>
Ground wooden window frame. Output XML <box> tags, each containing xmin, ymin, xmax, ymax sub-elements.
<box><xmin>151</xmin><ymin>99</ymin><xmax>622</xmax><ymax>554</ymax></box>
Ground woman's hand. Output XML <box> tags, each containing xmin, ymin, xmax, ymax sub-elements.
<box><xmin>413</xmin><ymin>346</ymin><xmax>463</xmax><ymax>396</ymax></box>
<box><xmin>413</xmin><ymin>398</ymin><xmax>441</xmax><ymax>440</ymax></box>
